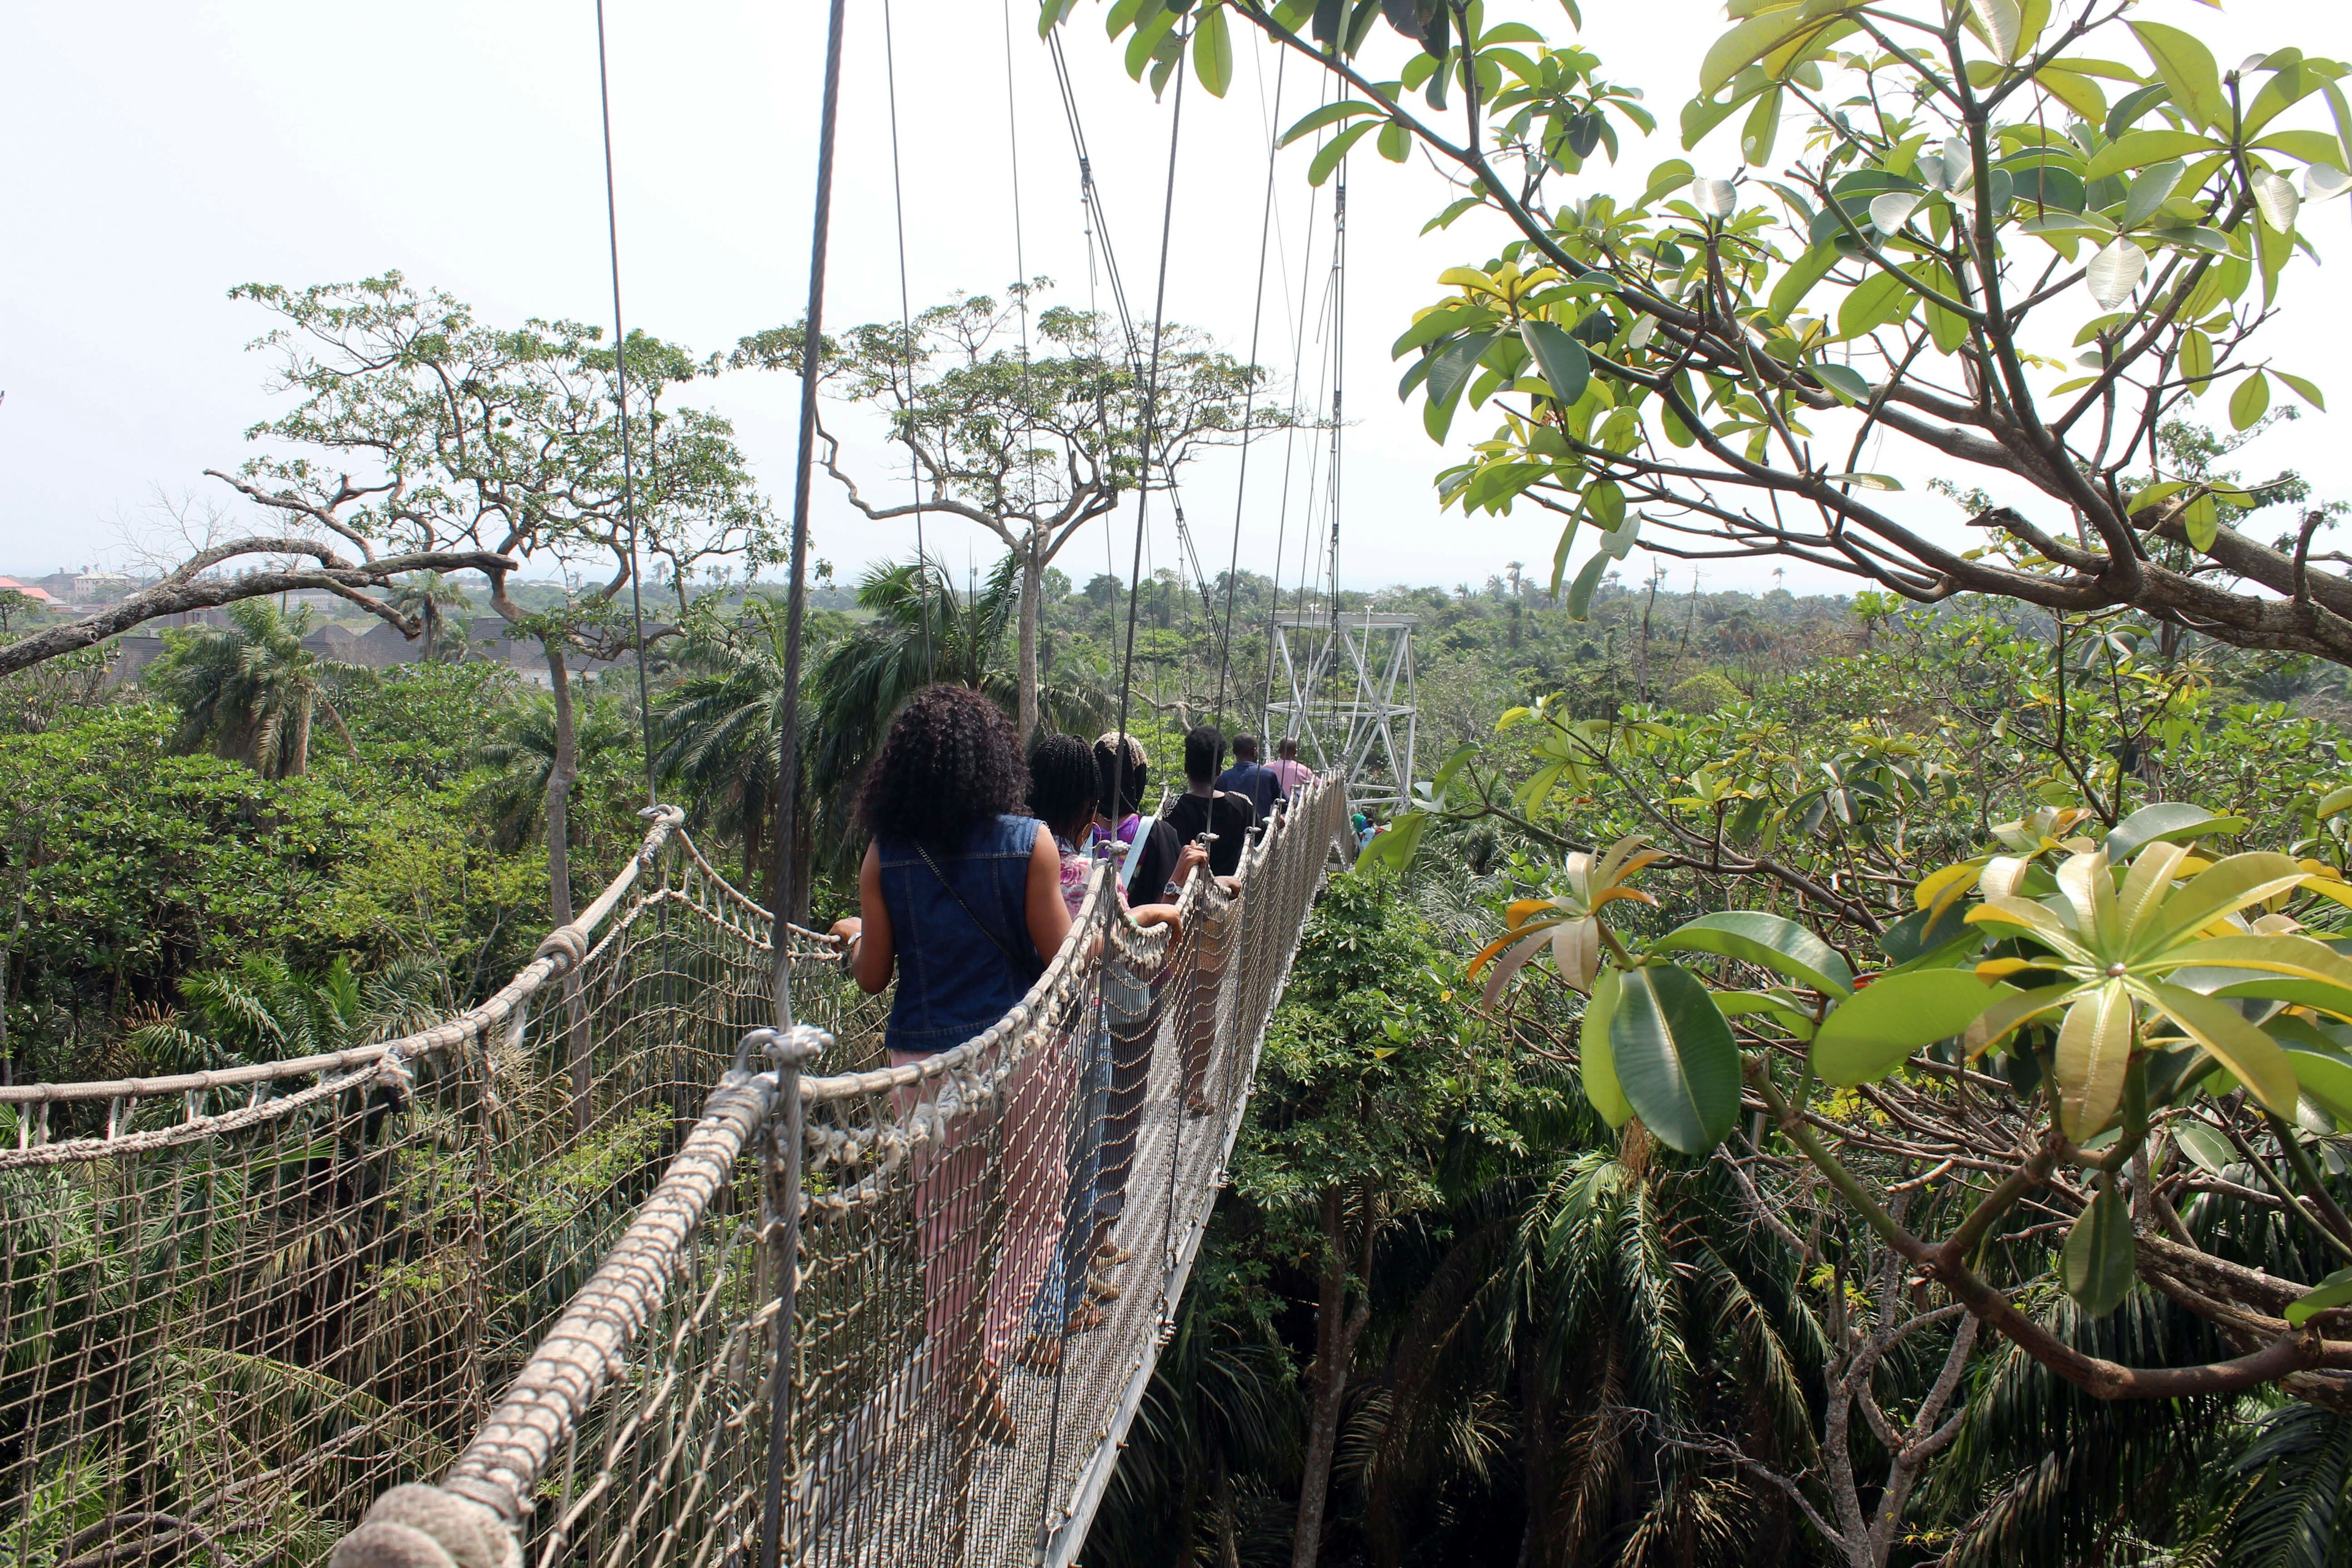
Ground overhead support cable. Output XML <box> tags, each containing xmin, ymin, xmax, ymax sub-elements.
<box><xmin>591</xmin><ymin>0</ymin><xmax>658</xmax><ymax>809</ymax></box>
<box><xmin>1212</xmin><ymin>42</ymin><xmax>1286</xmax><ymax>727</ymax></box>
<box><xmin>767</xmin><ymin>0</ymin><xmax>848</xmax><ymax>1032</ymax></box>
<box><xmin>880</xmin><ymin>0</ymin><xmax>932</xmax><ymax>675</ymax></box>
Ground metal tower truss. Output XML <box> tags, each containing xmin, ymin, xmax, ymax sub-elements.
<box><xmin>1267</xmin><ymin>609</ymin><xmax>1417</xmax><ymax>813</ymax></box>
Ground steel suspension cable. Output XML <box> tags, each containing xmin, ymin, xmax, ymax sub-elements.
<box><xmin>591</xmin><ymin>0</ymin><xmax>658</xmax><ymax>809</ymax></box>
<box><xmin>1106</xmin><ymin>51</ymin><xmax>1186</xmax><ymax>860</ymax></box>
<box><xmin>767</xmin><ymin>0</ymin><xmax>847</xmax><ymax>1031</ymax></box>
<box><xmin>880</xmin><ymin>0</ymin><xmax>932</xmax><ymax>676</ymax></box>
<box><xmin>1210</xmin><ymin>43</ymin><xmax>1286</xmax><ymax>728</ymax></box>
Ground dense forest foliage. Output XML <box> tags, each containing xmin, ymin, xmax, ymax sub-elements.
<box><xmin>10</xmin><ymin>551</ymin><xmax>2352</xmax><ymax>1564</ymax></box>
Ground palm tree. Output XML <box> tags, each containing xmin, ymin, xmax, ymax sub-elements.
<box><xmin>470</xmin><ymin>693</ymin><xmax>638</xmax><ymax>853</ymax></box>
<box><xmin>121</xmin><ymin>954</ymin><xmax>449</xmax><ymax>1074</ymax></box>
<box><xmin>656</xmin><ymin>596</ymin><xmax>798</xmax><ymax>899</ymax></box>
<box><xmin>146</xmin><ymin>600</ymin><xmax>355</xmax><ymax>777</ymax></box>
<box><xmin>657</xmin><ymin>553</ymin><xmax>1109</xmax><ymax>910</ymax></box>
<box><xmin>387</xmin><ymin>572</ymin><xmax>470</xmax><ymax>663</ymax></box>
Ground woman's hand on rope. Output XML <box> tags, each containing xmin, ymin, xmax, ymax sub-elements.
<box><xmin>1174</xmin><ymin>842</ymin><xmax>1209</xmax><ymax>888</ymax></box>
<box><xmin>1129</xmin><ymin>903</ymin><xmax>1184</xmax><ymax>937</ymax></box>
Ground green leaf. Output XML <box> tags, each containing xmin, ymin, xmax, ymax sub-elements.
<box><xmin>1701</xmin><ymin>10</ymin><xmax>1814</xmax><ymax>94</ymax></box>
<box><xmin>2178</xmin><ymin>327</ymin><xmax>2214</xmax><ymax>393</ymax></box>
<box><xmin>2140</xmin><ymin>851</ymin><xmax>2305</xmax><ymax>954</ymax></box>
<box><xmin>2231</xmin><ymin>369</ymin><xmax>2271</xmax><ymax>431</ymax></box>
<box><xmin>1838</xmin><ymin>267</ymin><xmax>1916</xmax><ymax>340</ymax></box>
<box><xmin>2144</xmin><ymin>981</ymin><xmax>2299</xmax><ymax>1115</ymax></box>
<box><xmin>1193</xmin><ymin>3</ymin><xmax>1234</xmax><ymax>96</ymax></box>
<box><xmin>1280</xmin><ymin>100</ymin><xmax>1385</xmax><ymax>146</ymax></box>
<box><xmin>1650</xmin><ymin>911</ymin><xmax>1854</xmax><ymax>995</ymax></box>
<box><xmin>1814</xmin><ymin>362</ymin><xmax>1872</xmax><ymax>405</ymax></box>
<box><xmin>1308</xmin><ymin>119</ymin><xmax>1378</xmax><ymax>186</ymax></box>
<box><xmin>1354</xmin><ymin>808</ymin><xmax>1430</xmax><ymax>873</ymax></box>
<box><xmin>2171</xmin><ymin>1118</ymin><xmax>2236</xmax><ymax>1176</ymax></box>
<box><xmin>1770</xmin><ymin>243</ymin><xmax>1839</xmax><ymax>320</ymax></box>
<box><xmin>2286</xmin><ymin>1042</ymin><xmax>2352</xmax><ymax>1124</ymax></box>
<box><xmin>2081</xmin><ymin>128</ymin><xmax>2222</xmax><ymax>182</ymax></box>
<box><xmin>2275</xmin><ymin>370</ymin><xmax>2328</xmax><ymax>411</ymax></box>
<box><xmin>1610</xmin><ymin>962</ymin><xmax>1741</xmax><ymax>1154</ymax></box>
<box><xmin>2128</xmin><ymin>21</ymin><xmax>2227</xmax><ymax>132</ymax></box>
<box><xmin>1566</xmin><ymin>513</ymin><xmax>1640</xmax><ymax>620</ymax></box>
<box><xmin>2286</xmin><ymin>1266</ymin><xmax>2352</xmax><ymax>1328</ymax></box>
<box><xmin>1581</xmin><ymin>965</ymin><xmax>1633</xmax><ymax>1127</ymax></box>
<box><xmin>2062</xmin><ymin>1183</ymin><xmax>2136</xmax><ymax>1316</ymax></box>
<box><xmin>1811</xmin><ymin>970</ymin><xmax>2015</xmax><ymax>1087</ymax></box>
<box><xmin>2102</xmin><ymin>802</ymin><xmax>2248</xmax><ymax>863</ymax></box>
<box><xmin>1519</xmin><ymin>320</ymin><xmax>1592</xmax><ymax>405</ymax></box>
<box><xmin>2182</xmin><ymin>491</ymin><xmax>2218</xmax><ymax>552</ymax></box>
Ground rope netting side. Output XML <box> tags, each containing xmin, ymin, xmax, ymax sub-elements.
<box><xmin>319</xmin><ymin>778</ymin><xmax>1349</xmax><ymax>1568</ymax></box>
<box><xmin>0</xmin><ymin>814</ymin><xmax>869</xmax><ymax>1568</ymax></box>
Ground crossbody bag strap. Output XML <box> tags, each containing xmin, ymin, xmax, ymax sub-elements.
<box><xmin>1118</xmin><ymin>815</ymin><xmax>1156</xmax><ymax>893</ymax></box>
<box><xmin>914</xmin><ymin>842</ymin><xmax>1039</xmax><ymax>981</ymax></box>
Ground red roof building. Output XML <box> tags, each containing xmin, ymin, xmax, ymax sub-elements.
<box><xmin>0</xmin><ymin>576</ymin><xmax>55</xmax><ymax>603</ymax></box>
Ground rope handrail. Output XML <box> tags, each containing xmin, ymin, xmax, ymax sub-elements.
<box><xmin>2</xmin><ymin>809</ymin><xmax>840</xmax><ymax>1115</ymax></box>
<box><xmin>319</xmin><ymin>777</ymin><xmax>1350</xmax><ymax>1568</ymax></box>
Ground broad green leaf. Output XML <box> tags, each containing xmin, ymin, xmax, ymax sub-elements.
<box><xmin>1811</xmin><ymin>970</ymin><xmax>2015</xmax><ymax>1087</ymax></box>
<box><xmin>2275</xmin><ymin>370</ymin><xmax>2328</xmax><ymax>411</ymax></box>
<box><xmin>2286</xmin><ymin>1042</ymin><xmax>2352</xmax><ymax>1124</ymax></box>
<box><xmin>2120</xmin><ymin>160</ymin><xmax>2186</xmax><ymax>229</ymax></box>
<box><xmin>1611</xmin><ymin>962</ymin><xmax>1741</xmax><ymax>1153</ymax></box>
<box><xmin>2152</xmin><ymin>935</ymin><xmax>2352</xmax><ymax>991</ymax></box>
<box><xmin>1770</xmin><ymin>243</ymin><xmax>1839</xmax><ymax>320</ymax></box>
<box><xmin>2171</xmin><ymin>1118</ymin><xmax>2236</xmax><ymax>1176</ymax></box>
<box><xmin>2253</xmin><ymin>169</ymin><xmax>2302</xmax><ymax>234</ymax></box>
<box><xmin>1280</xmin><ymin>100</ymin><xmax>1385</xmax><ymax>146</ymax></box>
<box><xmin>2062</xmin><ymin>1183</ymin><xmax>2136</xmax><ymax>1316</ymax></box>
<box><xmin>2128</xmin><ymin>21</ymin><xmax>2227</xmax><ymax>132</ymax></box>
<box><xmin>2179</xmin><ymin>328</ymin><xmax>2214</xmax><ymax>392</ymax></box>
<box><xmin>1814</xmin><ymin>362</ymin><xmax>1872</xmax><ymax>405</ymax></box>
<box><xmin>1355</xmin><ymin>808</ymin><xmax>1430</xmax><ymax>873</ymax></box>
<box><xmin>2143</xmin><ymin>981</ymin><xmax>2299</xmax><ymax>1114</ymax></box>
<box><xmin>2138</xmin><ymin>851</ymin><xmax>2304</xmax><ymax>954</ymax></box>
<box><xmin>1192</xmin><ymin>3</ymin><xmax>1234</xmax><ymax>97</ymax></box>
<box><xmin>1581</xmin><ymin>965</ymin><xmax>1634</xmax><ymax>1127</ymax></box>
<box><xmin>2286</xmin><ymin>1265</ymin><xmax>2352</xmax><ymax>1327</ymax></box>
<box><xmin>1702</xmin><ymin>8</ymin><xmax>1824</xmax><ymax>94</ymax></box>
<box><xmin>2117</xmin><ymin>841</ymin><xmax>2194</xmax><ymax>943</ymax></box>
<box><xmin>2104</xmin><ymin>802</ymin><xmax>2247</xmax><ymax>864</ymax></box>
<box><xmin>1308</xmin><ymin>119</ymin><xmax>1378</xmax><ymax>186</ymax></box>
<box><xmin>1839</xmin><ymin>268</ymin><xmax>1916</xmax><ymax>339</ymax></box>
<box><xmin>2082</xmin><ymin>128</ymin><xmax>2220</xmax><ymax>182</ymax></box>
<box><xmin>2054</xmin><ymin>982</ymin><xmax>2133</xmax><ymax>1140</ymax></box>
<box><xmin>2086</xmin><ymin>238</ymin><xmax>2147</xmax><ymax>309</ymax></box>
<box><xmin>1520</xmin><ymin>320</ymin><xmax>1592</xmax><ymax>405</ymax></box>
<box><xmin>1653</xmin><ymin>911</ymin><xmax>1855</xmax><ymax>996</ymax></box>
<box><xmin>2231</xmin><ymin>369</ymin><xmax>2272</xmax><ymax>431</ymax></box>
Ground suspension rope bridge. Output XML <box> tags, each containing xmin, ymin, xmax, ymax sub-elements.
<box><xmin>2</xmin><ymin>781</ymin><xmax>1350</xmax><ymax>1568</ymax></box>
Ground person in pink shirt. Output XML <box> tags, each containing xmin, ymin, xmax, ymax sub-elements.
<box><xmin>1265</xmin><ymin>735</ymin><xmax>1315</xmax><ymax>801</ymax></box>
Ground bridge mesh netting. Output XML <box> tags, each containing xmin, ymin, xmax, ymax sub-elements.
<box><xmin>4</xmin><ymin>780</ymin><xmax>1347</xmax><ymax>1568</ymax></box>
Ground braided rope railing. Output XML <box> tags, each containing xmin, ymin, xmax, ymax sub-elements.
<box><xmin>320</xmin><ymin>777</ymin><xmax>1350</xmax><ymax>1568</ymax></box>
<box><xmin>0</xmin><ymin>812</ymin><xmax>875</xmax><ymax>1568</ymax></box>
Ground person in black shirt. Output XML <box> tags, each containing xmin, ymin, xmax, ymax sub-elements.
<box><xmin>1215</xmin><ymin>734</ymin><xmax>1283</xmax><ymax>821</ymax></box>
<box><xmin>1093</xmin><ymin>732</ymin><xmax>1186</xmax><ymax>902</ymax></box>
<box><xmin>1166</xmin><ymin>725</ymin><xmax>1258</xmax><ymax>878</ymax></box>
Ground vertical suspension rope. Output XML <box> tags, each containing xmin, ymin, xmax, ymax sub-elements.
<box><xmin>1107</xmin><ymin>62</ymin><xmax>1186</xmax><ymax>850</ymax></box>
<box><xmin>880</xmin><ymin>0</ymin><xmax>932</xmax><ymax>677</ymax></box>
<box><xmin>592</xmin><ymin>0</ymin><xmax>658</xmax><ymax>809</ymax></box>
<box><xmin>1211</xmin><ymin>45</ymin><xmax>1286</xmax><ymax>728</ymax></box>
<box><xmin>767</xmin><ymin>0</ymin><xmax>848</xmax><ymax>1027</ymax></box>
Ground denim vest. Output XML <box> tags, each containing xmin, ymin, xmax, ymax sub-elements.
<box><xmin>877</xmin><ymin>814</ymin><xmax>1047</xmax><ymax>1055</ymax></box>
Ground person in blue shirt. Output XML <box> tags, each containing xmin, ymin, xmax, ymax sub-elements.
<box><xmin>827</xmin><ymin>684</ymin><xmax>1071</xmax><ymax>1445</ymax></box>
<box><xmin>1215</xmin><ymin>733</ymin><xmax>1283</xmax><ymax>823</ymax></box>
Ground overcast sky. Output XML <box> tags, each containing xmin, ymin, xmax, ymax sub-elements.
<box><xmin>3</xmin><ymin>0</ymin><xmax>2344</xmax><ymax>597</ymax></box>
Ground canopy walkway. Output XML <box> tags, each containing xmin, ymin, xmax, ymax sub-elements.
<box><xmin>2</xmin><ymin>780</ymin><xmax>1349</xmax><ymax>1568</ymax></box>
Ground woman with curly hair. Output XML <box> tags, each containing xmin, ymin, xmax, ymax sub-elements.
<box><xmin>828</xmin><ymin>684</ymin><xmax>1072</xmax><ymax>1443</ymax></box>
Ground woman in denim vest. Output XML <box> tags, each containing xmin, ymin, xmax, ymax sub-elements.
<box><xmin>829</xmin><ymin>685</ymin><xmax>1072</xmax><ymax>1444</ymax></box>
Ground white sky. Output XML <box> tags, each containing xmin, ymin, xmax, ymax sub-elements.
<box><xmin>2</xmin><ymin>0</ymin><xmax>2345</xmax><ymax>597</ymax></box>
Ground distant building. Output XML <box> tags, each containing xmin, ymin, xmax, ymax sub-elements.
<box><xmin>0</xmin><ymin>576</ymin><xmax>55</xmax><ymax>604</ymax></box>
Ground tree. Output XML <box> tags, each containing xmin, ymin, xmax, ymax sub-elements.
<box><xmin>1058</xmin><ymin>1</ymin><xmax>2352</xmax><ymax>663</ymax></box>
<box><xmin>145</xmin><ymin>600</ymin><xmax>356</xmax><ymax>779</ymax></box>
<box><xmin>733</xmin><ymin>283</ymin><xmax>1279</xmax><ymax>740</ymax></box>
<box><xmin>1236</xmin><ymin>873</ymin><xmax>1485</xmax><ymax>1568</ymax></box>
<box><xmin>228</xmin><ymin>273</ymin><xmax>775</xmax><ymax>925</ymax></box>
<box><xmin>388</xmin><ymin>572</ymin><xmax>470</xmax><ymax>663</ymax></box>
